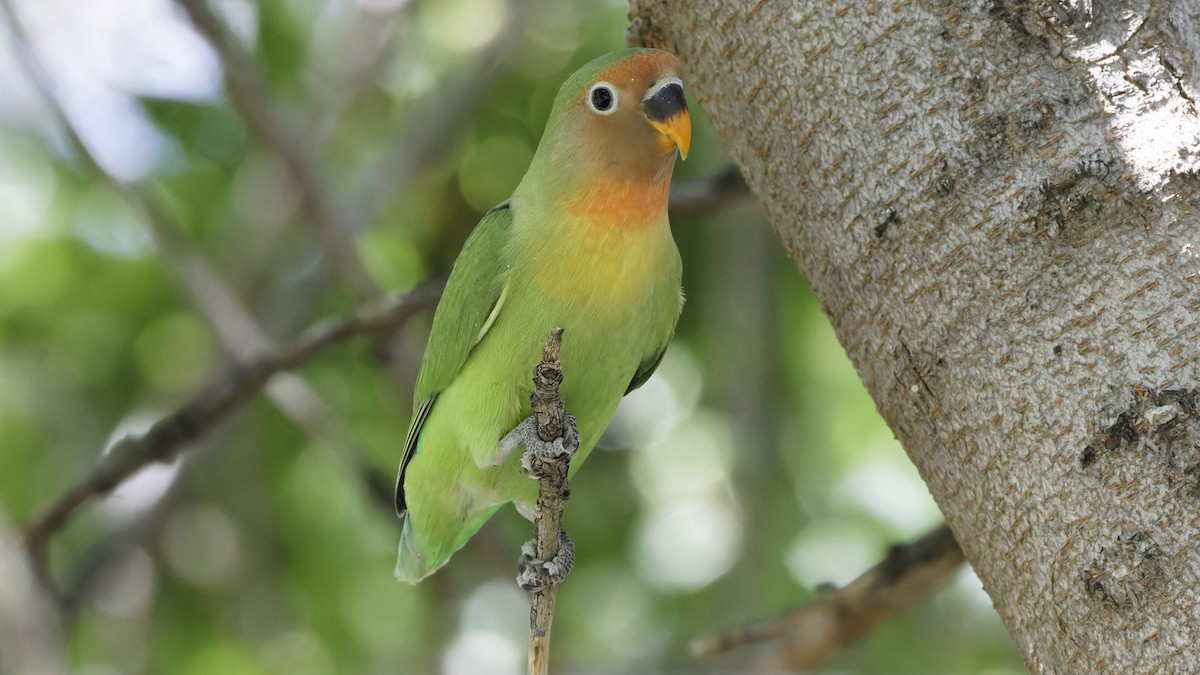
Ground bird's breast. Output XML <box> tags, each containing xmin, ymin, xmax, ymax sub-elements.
<box><xmin>522</xmin><ymin>216</ymin><xmax>677</xmax><ymax>324</ymax></box>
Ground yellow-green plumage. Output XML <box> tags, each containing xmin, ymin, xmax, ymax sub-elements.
<box><xmin>395</xmin><ymin>49</ymin><xmax>690</xmax><ymax>582</ymax></box>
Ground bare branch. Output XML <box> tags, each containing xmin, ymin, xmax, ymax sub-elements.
<box><xmin>174</xmin><ymin>0</ymin><xmax>380</xmax><ymax>299</ymax></box>
<box><xmin>691</xmin><ymin>524</ymin><xmax>965</xmax><ymax>670</ymax></box>
<box><xmin>20</xmin><ymin>281</ymin><xmax>441</xmax><ymax>553</ymax></box>
<box><xmin>668</xmin><ymin>163</ymin><xmax>751</xmax><ymax>217</ymax></box>
<box><xmin>523</xmin><ymin>328</ymin><xmax>572</xmax><ymax>675</ymax></box>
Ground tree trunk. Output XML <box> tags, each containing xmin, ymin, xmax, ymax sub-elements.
<box><xmin>629</xmin><ymin>1</ymin><xmax>1200</xmax><ymax>672</ymax></box>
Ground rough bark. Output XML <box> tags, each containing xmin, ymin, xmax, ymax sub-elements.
<box><xmin>629</xmin><ymin>1</ymin><xmax>1200</xmax><ymax>672</ymax></box>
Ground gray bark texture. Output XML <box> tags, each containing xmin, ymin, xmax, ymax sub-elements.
<box><xmin>629</xmin><ymin>1</ymin><xmax>1200</xmax><ymax>672</ymax></box>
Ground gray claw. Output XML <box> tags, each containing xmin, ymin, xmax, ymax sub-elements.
<box><xmin>533</xmin><ymin>412</ymin><xmax>580</xmax><ymax>460</ymax></box>
<box><xmin>516</xmin><ymin>530</ymin><xmax>575</xmax><ymax>591</ymax></box>
<box><xmin>520</xmin><ymin>413</ymin><xmax>580</xmax><ymax>478</ymax></box>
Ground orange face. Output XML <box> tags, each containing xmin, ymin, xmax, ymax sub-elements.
<box><xmin>552</xmin><ymin>50</ymin><xmax>691</xmax><ymax>228</ymax></box>
<box><xmin>583</xmin><ymin>51</ymin><xmax>692</xmax><ymax>162</ymax></box>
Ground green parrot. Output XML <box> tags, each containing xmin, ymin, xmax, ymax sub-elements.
<box><xmin>394</xmin><ymin>48</ymin><xmax>691</xmax><ymax>583</ymax></box>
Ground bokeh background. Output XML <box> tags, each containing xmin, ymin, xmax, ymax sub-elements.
<box><xmin>0</xmin><ymin>0</ymin><xmax>1027</xmax><ymax>672</ymax></box>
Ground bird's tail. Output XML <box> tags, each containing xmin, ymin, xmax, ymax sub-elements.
<box><xmin>394</xmin><ymin>504</ymin><xmax>504</xmax><ymax>584</ymax></box>
<box><xmin>395</xmin><ymin>516</ymin><xmax>436</xmax><ymax>584</ymax></box>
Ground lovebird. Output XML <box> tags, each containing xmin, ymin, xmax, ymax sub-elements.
<box><xmin>394</xmin><ymin>48</ymin><xmax>691</xmax><ymax>583</ymax></box>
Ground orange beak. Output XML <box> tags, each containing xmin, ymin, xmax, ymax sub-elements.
<box><xmin>641</xmin><ymin>80</ymin><xmax>691</xmax><ymax>160</ymax></box>
<box><xmin>649</xmin><ymin>108</ymin><xmax>691</xmax><ymax>160</ymax></box>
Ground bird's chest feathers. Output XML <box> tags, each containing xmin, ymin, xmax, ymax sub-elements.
<box><xmin>517</xmin><ymin>217</ymin><xmax>675</xmax><ymax>323</ymax></box>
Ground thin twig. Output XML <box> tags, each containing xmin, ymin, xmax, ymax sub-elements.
<box><xmin>21</xmin><ymin>282</ymin><xmax>441</xmax><ymax>546</ymax></box>
<box><xmin>52</xmin><ymin>429</ymin><xmax>392</xmax><ymax>615</ymax></box>
<box><xmin>20</xmin><ymin>281</ymin><xmax>442</xmax><ymax>553</ymax></box>
<box><xmin>174</xmin><ymin>0</ymin><xmax>380</xmax><ymax>299</ymax></box>
<box><xmin>524</xmin><ymin>328</ymin><xmax>571</xmax><ymax>675</ymax></box>
<box><xmin>49</xmin><ymin>368</ymin><xmax>413</xmax><ymax>617</ymax></box>
<box><xmin>691</xmin><ymin>524</ymin><xmax>965</xmax><ymax>670</ymax></box>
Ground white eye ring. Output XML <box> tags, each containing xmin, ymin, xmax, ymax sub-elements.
<box><xmin>586</xmin><ymin>82</ymin><xmax>619</xmax><ymax>115</ymax></box>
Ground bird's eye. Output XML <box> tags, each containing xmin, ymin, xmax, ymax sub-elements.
<box><xmin>587</xmin><ymin>83</ymin><xmax>618</xmax><ymax>115</ymax></box>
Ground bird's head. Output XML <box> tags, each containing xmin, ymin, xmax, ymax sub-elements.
<box><xmin>536</xmin><ymin>49</ymin><xmax>691</xmax><ymax>182</ymax></box>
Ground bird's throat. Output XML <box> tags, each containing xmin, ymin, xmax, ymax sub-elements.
<box><xmin>562</xmin><ymin>170</ymin><xmax>672</xmax><ymax>230</ymax></box>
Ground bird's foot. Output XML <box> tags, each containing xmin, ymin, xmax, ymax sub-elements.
<box><xmin>517</xmin><ymin>530</ymin><xmax>575</xmax><ymax>590</ymax></box>
<box><xmin>489</xmin><ymin>413</ymin><xmax>580</xmax><ymax>469</ymax></box>
<box><xmin>487</xmin><ymin>418</ymin><xmax>530</xmax><ymax>467</ymax></box>
<box><xmin>517</xmin><ymin>413</ymin><xmax>579</xmax><ymax>481</ymax></box>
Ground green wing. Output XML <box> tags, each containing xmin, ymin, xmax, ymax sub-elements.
<box><xmin>627</xmin><ymin>266</ymin><xmax>682</xmax><ymax>395</ymax></box>
<box><xmin>626</xmin><ymin>342</ymin><xmax>668</xmax><ymax>394</ymax></box>
<box><xmin>395</xmin><ymin>202</ymin><xmax>513</xmax><ymax>515</ymax></box>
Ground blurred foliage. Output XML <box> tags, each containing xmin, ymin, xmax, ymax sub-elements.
<box><xmin>0</xmin><ymin>0</ymin><xmax>1025</xmax><ymax>673</ymax></box>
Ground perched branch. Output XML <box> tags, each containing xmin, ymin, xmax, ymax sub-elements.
<box><xmin>668</xmin><ymin>163</ymin><xmax>750</xmax><ymax>217</ymax></box>
<box><xmin>692</xmin><ymin>524</ymin><xmax>965</xmax><ymax>670</ymax></box>
<box><xmin>20</xmin><ymin>282</ymin><xmax>442</xmax><ymax>553</ymax></box>
<box><xmin>522</xmin><ymin>328</ymin><xmax>573</xmax><ymax>675</ymax></box>
<box><xmin>174</xmin><ymin>0</ymin><xmax>380</xmax><ymax>299</ymax></box>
